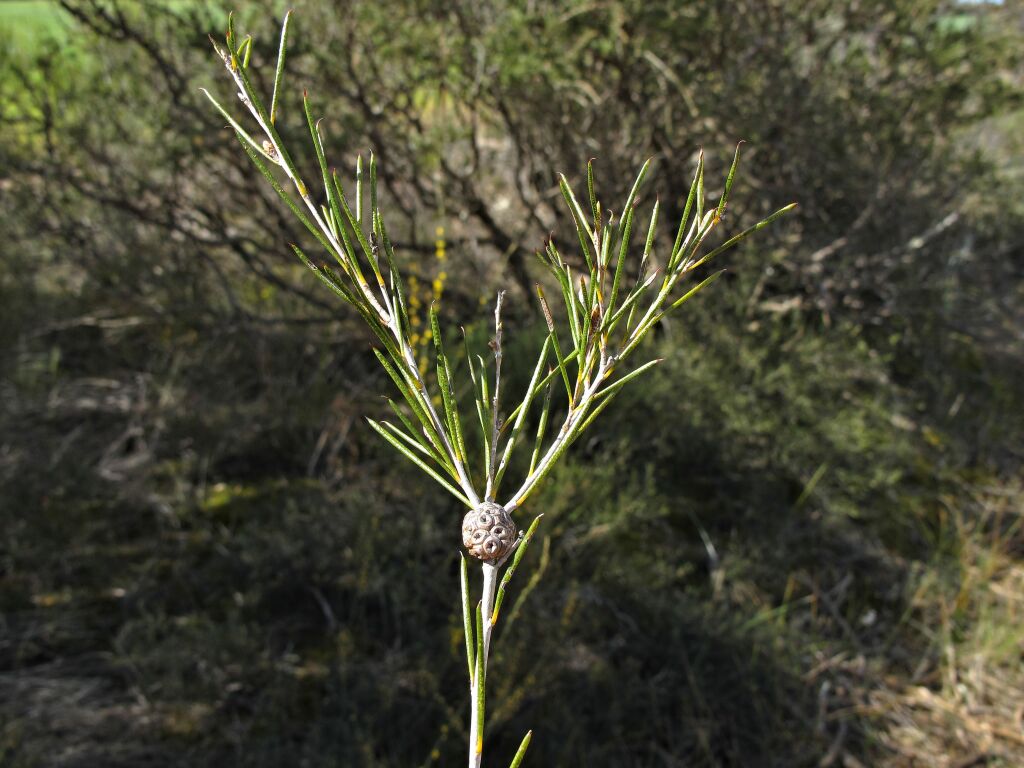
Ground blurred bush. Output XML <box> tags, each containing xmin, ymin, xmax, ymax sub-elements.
<box><xmin>1</xmin><ymin>1</ymin><xmax>1022</xmax><ymax>766</ymax></box>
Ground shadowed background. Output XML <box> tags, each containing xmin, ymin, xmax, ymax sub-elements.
<box><xmin>1</xmin><ymin>1</ymin><xmax>1023</xmax><ymax>766</ymax></box>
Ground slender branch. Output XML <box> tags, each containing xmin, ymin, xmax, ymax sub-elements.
<box><xmin>485</xmin><ymin>291</ymin><xmax>505</xmax><ymax>501</ymax></box>
<box><xmin>205</xmin><ymin>25</ymin><xmax>792</xmax><ymax>768</ymax></box>
<box><xmin>468</xmin><ymin>562</ymin><xmax>499</xmax><ymax>768</ymax></box>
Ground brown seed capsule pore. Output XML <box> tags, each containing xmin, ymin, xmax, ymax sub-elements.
<box><xmin>462</xmin><ymin>502</ymin><xmax>516</xmax><ymax>561</ymax></box>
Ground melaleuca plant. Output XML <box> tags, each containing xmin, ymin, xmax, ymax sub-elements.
<box><xmin>203</xmin><ymin>12</ymin><xmax>794</xmax><ymax>768</ymax></box>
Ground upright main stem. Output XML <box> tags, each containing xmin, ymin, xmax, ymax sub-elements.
<box><xmin>469</xmin><ymin>562</ymin><xmax>500</xmax><ymax>768</ymax></box>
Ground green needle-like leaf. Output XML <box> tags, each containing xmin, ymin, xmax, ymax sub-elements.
<box><xmin>386</xmin><ymin>399</ymin><xmax>447</xmax><ymax>466</ymax></box>
<box><xmin>544</xmin><ymin>244</ymin><xmax>582</xmax><ymax>346</ymax></box>
<box><xmin>492</xmin><ymin>515</ymin><xmax>543</xmax><ymax>625</ymax></box>
<box><xmin>667</xmin><ymin>269</ymin><xmax>727</xmax><ymax>312</ymax></box>
<box><xmin>369</xmin><ymin>152</ymin><xmax>379</xmax><ymax>215</ymax></box>
<box><xmin>290</xmin><ymin>243</ymin><xmax>355</xmax><ymax>306</ymax></box>
<box><xmin>431</xmin><ymin>304</ymin><xmax>467</xmax><ymax>463</ymax></box>
<box><xmin>618</xmin><ymin>270</ymin><xmax>725</xmax><ymax>363</ymax></box>
<box><xmin>200</xmin><ymin>88</ymin><xmax>272</xmax><ymax>161</ymax></box>
<box><xmin>302</xmin><ymin>97</ymin><xmax>357</xmax><ymax>275</ymax></box>
<box><xmin>234</xmin><ymin>132</ymin><xmax>338</xmax><ymax>261</ymax></box>
<box><xmin>608</xmin><ymin>203</ymin><xmax>635</xmax><ymax>321</ymax></box>
<box><xmin>695</xmin><ymin>157</ymin><xmax>705</xmax><ymax>226</ymax></box>
<box><xmin>606</xmin><ymin>266</ymin><xmax>659</xmax><ymax>336</ymax></box>
<box><xmin>380</xmin><ymin>420</ymin><xmax>441</xmax><ymax>462</ymax></box>
<box><xmin>238</xmin><ymin>35</ymin><xmax>253</xmax><ymax>68</ymax></box>
<box><xmin>671</xmin><ymin>152</ymin><xmax>704</xmax><ymax>267</ymax></box>
<box><xmin>586</xmin><ymin>159</ymin><xmax>599</xmax><ymax>225</ymax></box>
<box><xmin>330</xmin><ymin>171</ymin><xmax>374</xmax><ymax>286</ymax></box>
<box><xmin>639</xmin><ymin>198</ymin><xmax>659</xmax><ymax>281</ymax></box>
<box><xmin>595</xmin><ymin>358</ymin><xmax>663</xmax><ymax>401</ymax></box>
<box><xmin>461</xmin><ymin>554</ymin><xmax>475</xmax><ymax>684</ymax></box>
<box><xmin>689</xmin><ymin>203</ymin><xmax>798</xmax><ymax>270</ymax></box>
<box><xmin>355</xmin><ymin>155</ymin><xmax>363</xmax><ymax>224</ymax></box>
<box><xmin>572</xmin><ymin>387</ymin><xmax>622</xmax><ymax>443</ymax></box>
<box><xmin>474</xmin><ymin>602</ymin><xmax>486</xmax><ymax>753</ymax></box>
<box><xmin>558</xmin><ymin>173</ymin><xmax>595</xmax><ymax>268</ymax></box>
<box><xmin>335</xmin><ymin>174</ymin><xmax>382</xmax><ymax>284</ymax></box>
<box><xmin>508</xmin><ymin>731</ymin><xmax>533</xmax><ymax>768</ymax></box>
<box><xmin>494</xmin><ymin>336</ymin><xmax>551</xmax><ymax>493</ymax></box>
<box><xmin>270</xmin><ymin>10</ymin><xmax>292</xmax><ymax>125</ymax></box>
<box><xmin>366</xmin><ymin>419</ymin><xmax>470</xmax><ymax>506</ymax></box>
<box><xmin>528</xmin><ymin>381</ymin><xmax>553</xmax><ymax>477</ymax></box>
<box><xmin>373</xmin><ymin>209</ymin><xmax>409</xmax><ymax>324</ymax></box>
<box><xmin>619</xmin><ymin>158</ymin><xmax>650</xmax><ymax>234</ymax></box>
<box><xmin>536</xmin><ymin>286</ymin><xmax>574</xmax><ymax>402</ymax></box>
<box><xmin>372</xmin><ymin>349</ymin><xmax>451</xmax><ymax>467</ymax></box>
<box><xmin>717</xmin><ymin>141</ymin><xmax>744</xmax><ymax>218</ymax></box>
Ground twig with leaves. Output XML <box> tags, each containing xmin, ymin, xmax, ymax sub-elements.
<box><xmin>203</xmin><ymin>12</ymin><xmax>794</xmax><ymax>767</ymax></box>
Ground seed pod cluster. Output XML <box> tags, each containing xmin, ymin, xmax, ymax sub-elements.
<box><xmin>462</xmin><ymin>502</ymin><xmax>516</xmax><ymax>561</ymax></box>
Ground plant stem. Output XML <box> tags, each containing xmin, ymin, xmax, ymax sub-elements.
<box><xmin>469</xmin><ymin>561</ymin><xmax>499</xmax><ymax>768</ymax></box>
<box><xmin>485</xmin><ymin>292</ymin><xmax>505</xmax><ymax>501</ymax></box>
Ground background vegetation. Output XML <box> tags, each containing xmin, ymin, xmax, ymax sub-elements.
<box><xmin>1</xmin><ymin>1</ymin><xmax>1022</xmax><ymax>766</ymax></box>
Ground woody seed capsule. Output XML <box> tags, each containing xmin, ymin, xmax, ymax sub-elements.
<box><xmin>462</xmin><ymin>502</ymin><xmax>516</xmax><ymax>561</ymax></box>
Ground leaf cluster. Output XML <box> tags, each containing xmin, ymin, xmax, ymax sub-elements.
<box><xmin>203</xmin><ymin>13</ymin><xmax>795</xmax><ymax>516</ymax></box>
